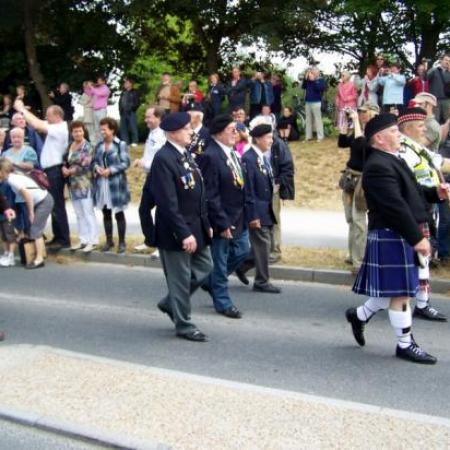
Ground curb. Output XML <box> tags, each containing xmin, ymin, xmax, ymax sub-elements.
<box><xmin>0</xmin><ymin>405</ymin><xmax>170</xmax><ymax>450</ymax></box>
<box><xmin>58</xmin><ymin>249</ymin><xmax>450</xmax><ymax>295</ymax></box>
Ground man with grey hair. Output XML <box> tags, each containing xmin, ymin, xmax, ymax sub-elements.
<box><xmin>413</xmin><ymin>92</ymin><xmax>444</xmax><ymax>151</ymax></box>
<box><xmin>14</xmin><ymin>99</ymin><xmax>70</xmax><ymax>249</ymax></box>
<box><xmin>186</xmin><ymin>106</ymin><xmax>210</xmax><ymax>157</ymax></box>
<box><xmin>426</xmin><ymin>54</ymin><xmax>450</xmax><ymax>124</ymax></box>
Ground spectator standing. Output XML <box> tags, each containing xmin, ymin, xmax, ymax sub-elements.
<box><xmin>181</xmin><ymin>80</ymin><xmax>203</xmax><ymax>111</ymax></box>
<box><xmin>207</xmin><ymin>73</ymin><xmax>225</xmax><ymax>119</ymax></box>
<box><xmin>2</xmin><ymin>112</ymin><xmax>43</xmax><ymax>159</ymax></box>
<box><xmin>271</xmin><ymin>75</ymin><xmax>283</xmax><ymax>119</ymax></box>
<box><xmin>169</xmin><ymin>80</ymin><xmax>182</xmax><ymax>113</ymax></box>
<box><xmin>0</xmin><ymin>180</ymin><xmax>16</xmax><ymax>268</ymax></box>
<box><xmin>0</xmin><ymin>95</ymin><xmax>13</xmax><ymax>128</ymax></box>
<box><xmin>249</xmin><ymin>72</ymin><xmax>274</xmax><ymax>119</ymax></box>
<box><xmin>302</xmin><ymin>68</ymin><xmax>325</xmax><ymax>141</ymax></box>
<box><xmin>155</xmin><ymin>73</ymin><xmax>172</xmax><ymax>113</ymax></box>
<box><xmin>335</xmin><ymin>71</ymin><xmax>358</xmax><ymax>128</ymax></box>
<box><xmin>79</xmin><ymin>81</ymin><xmax>96</xmax><ymax>144</ymax></box>
<box><xmin>409</xmin><ymin>63</ymin><xmax>429</xmax><ymax>97</ymax></box>
<box><xmin>0</xmin><ymin>158</ymin><xmax>54</xmax><ymax>269</ymax></box>
<box><xmin>92</xmin><ymin>117</ymin><xmax>130</xmax><ymax>254</ymax></box>
<box><xmin>426</xmin><ymin>54</ymin><xmax>450</xmax><ymax>124</ymax></box>
<box><xmin>227</xmin><ymin>67</ymin><xmax>248</xmax><ymax>112</ymax></box>
<box><xmin>438</xmin><ymin>130</ymin><xmax>450</xmax><ymax>264</ymax></box>
<box><xmin>14</xmin><ymin>100</ymin><xmax>70</xmax><ymax>249</ymax></box>
<box><xmin>358</xmin><ymin>65</ymin><xmax>379</xmax><ymax>106</ymax></box>
<box><xmin>119</xmin><ymin>77</ymin><xmax>140</xmax><ymax>147</ymax></box>
<box><xmin>50</xmin><ymin>83</ymin><xmax>74</xmax><ymax>123</ymax></box>
<box><xmin>62</xmin><ymin>121</ymin><xmax>98</xmax><ymax>253</ymax></box>
<box><xmin>134</xmin><ymin>106</ymin><xmax>166</xmax><ymax>254</ymax></box>
<box><xmin>412</xmin><ymin>93</ymin><xmax>442</xmax><ymax>151</ymax></box>
<box><xmin>86</xmin><ymin>76</ymin><xmax>110</xmax><ymax>144</ymax></box>
<box><xmin>377</xmin><ymin>62</ymin><xmax>406</xmax><ymax>113</ymax></box>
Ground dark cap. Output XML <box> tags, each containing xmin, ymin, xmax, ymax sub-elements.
<box><xmin>160</xmin><ymin>112</ymin><xmax>191</xmax><ymax>132</ymax></box>
<box><xmin>250</xmin><ymin>124</ymin><xmax>273</xmax><ymax>138</ymax></box>
<box><xmin>209</xmin><ymin>114</ymin><xmax>234</xmax><ymax>135</ymax></box>
<box><xmin>398</xmin><ymin>107</ymin><xmax>427</xmax><ymax>125</ymax></box>
<box><xmin>365</xmin><ymin>113</ymin><xmax>398</xmax><ymax>141</ymax></box>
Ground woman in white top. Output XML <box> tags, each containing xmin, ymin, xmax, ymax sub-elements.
<box><xmin>0</xmin><ymin>158</ymin><xmax>54</xmax><ymax>269</ymax></box>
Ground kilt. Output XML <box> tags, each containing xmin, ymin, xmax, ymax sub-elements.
<box><xmin>352</xmin><ymin>228</ymin><xmax>419</xmax><ymax>298</ymax></box>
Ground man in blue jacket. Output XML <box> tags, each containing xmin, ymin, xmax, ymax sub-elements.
<box><xmin>302</xmin><ymin>68</ymin><xmax>325</xmax><ymax>141</ymax></box>
<box><xmin>197</xmin><ymin>115</ymin><xmax>249</xmax><ymax>318</ymax></box>
<box><xmin>249</xmin><ymin>72</ymin><xmax>274</xmax><ymax>120</ymax></box>
<box><xmin>150</xmin><ymin>112</ymin><xmax>213</xmax><ymax>342</ymax></box>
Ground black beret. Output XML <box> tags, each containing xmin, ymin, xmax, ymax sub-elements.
<box><xmin>209</xmin><ymin>114</ymin><xmax>234</xmax><ymax>135</ymax></box>
<box><xmin>160</xmin><ymin>112</ymin><xmax>191</xmax><ymax>132</ymax></box>
<box><xmin>365</xmin><ymin>113</ymin><xmax>398</xmax><ymax>141</ymax></box>
<box><xmin>398</xmin><ymin>107</ymin><xmax>427</xmax><ymax>125</ymax></box>
<box><xmin>250</xmin><ymin>124</ymin><xmax>273</xmax><ymax>138</ymax></box>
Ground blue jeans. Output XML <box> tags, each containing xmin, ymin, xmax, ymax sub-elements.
<box><xmin>120</xmin><ymin>111</ymin><xmax>138</xmax><ymax>144</ymax></box>
<box><xmin>438</xmin><ymin>201</ymin><xmax>450</xmax><ymax>258</ymax></box>
<box><xmin>208</xmin><ymin>230</ymin><xmax>250</xmax><ymax>312</ymax></box>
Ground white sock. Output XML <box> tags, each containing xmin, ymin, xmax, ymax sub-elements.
<box><xmin>389</xmin><ymin>308</ymin><xmax>412</xmax><ymax>349</ymax></box>
<box><xmin>357</xmin><ymin>297</ymin><xmax>390</xmax><ymax>322</ymax></box>
<box><xmin>416</xmin><ymin>284</ymin><xmax>429</xmax><ymax>309</ymax></box>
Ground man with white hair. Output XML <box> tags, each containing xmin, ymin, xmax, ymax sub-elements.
<box><xmin>412</xmin><ymin>92</ymin><xmax>443</xmax><ymax>151</ymax></box>
<box><xmin>186</xmin><ymin>106</ymin><xmax>210</xmax><ymax>157</ymax></box>
<box><xmin>14</xmin><ymin>99</ymin><xmax>70</xmax><ymax>249</ymax></box>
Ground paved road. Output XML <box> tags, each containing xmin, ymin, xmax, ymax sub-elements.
<box><xmin>0</xmin><ymin>261</ymin><xmax>449</xmax><ymax>422</ymax></box>
<box><xmin>60</xmin><ymin>204</ymin><xmax>348</xmax><ymax>249</ymax></box>
<box><xmin>0</xmin><ymin>419</ymin><xmax>103</xmax><ymax>449</ymax></box>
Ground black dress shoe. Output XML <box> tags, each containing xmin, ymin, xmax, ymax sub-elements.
<box><xmin>413</xmin><ymin>305</ymin><xmax>447</xmax><ymax>322</ymax></box>
<box><xmin>345</xmin><ymin>307</ymin><xmax>365</xmax><ymax>346</ymax></box>
<box><xmin>26</xmin><ymin>261</ymin><xmax>45</xmax><ymax>270</ymax></box>
<box><xmin>220</xmin><ymin>306</ymin><xmax>242</xmax><ymax>319</ymax></box>
<box><xmin>200</xmin><ymin>283</ymin><xmax>212</xmax><ymax>295</ymax></box>
<box><xmin>235</xmin><ymin>268</ymin><xmax>249</xmax><ymax>285</ymax></box>
<box><xmin>101</xmin><ymin>241</ymin><xmax>114</xmax><ymax>252</ymax></box>
<box><xmin>177</xmin><ymin>330</ymin><xmax>208</xmax><ymax>342</ymax></box>
<box><xmin>253</xmin><ymin>283</ymin><xmax>281</xmax><ymax>294</ymax></box>
<box><xmin>396</xmin><ymin>342</ymin><xmax>437</xmax><ymax>365</ymax></box>
<box><xmin>157</xmin><ymin>303</ymin><xmax>174</xmax><ymax>322</ymax></box>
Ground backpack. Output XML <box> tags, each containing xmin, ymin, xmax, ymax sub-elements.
<box><xmin>26</xmin><ymin>168</ymin><xmax>50</xmax><ymax>190</ymax></box>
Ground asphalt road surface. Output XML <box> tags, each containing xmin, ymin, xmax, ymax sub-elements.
<box><xmin>0</xmin><ymin>261</ymin><xmax>449</xmax><ymax>425</ymax></box>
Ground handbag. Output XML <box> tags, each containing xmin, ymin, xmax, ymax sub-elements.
<box><xmin>354</xmin><ymin>176</ymin><xmax>367</xmax><ymax>211</ymax></box>
<box><xmin>338</xmin><ymin>168</ymin><xmax>360</xmax><ymax>193</ymax></box>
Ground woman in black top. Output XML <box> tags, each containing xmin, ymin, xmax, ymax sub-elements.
<box><xmin>338</xmin><ymin>102</ymin><xmax>379</xmax><ymax>271</ymax></box>
<box><xmin>277</xmin><ymin>107</ymin><xmax>299</xmax><ymax>141</ymax></box>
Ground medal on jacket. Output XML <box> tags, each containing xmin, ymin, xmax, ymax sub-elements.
<box><xmin>257</xmin><ymin>158</ymin><xmax>267</xmax><ymax>175</ymax></box>
<box><xmin>226</xmin><ymin>159</ymin><xmax>244</xmax><ymax>188</ymax></box>
<box><xmin>180</xmin><ymin>155</ymin><xmax>197</xmax><ymax>190</ymax></box>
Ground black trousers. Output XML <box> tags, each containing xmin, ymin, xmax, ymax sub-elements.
<box><xmin>44</xmin><ymin>165</ymin><xmax>70</xmax><ymax>246</ymax></box>
<box><xmin>138</xmin><ymin>176</ymin><xmax>156</xmax><ymax>246</ymax></box>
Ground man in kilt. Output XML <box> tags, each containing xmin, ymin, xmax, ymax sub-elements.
<box><xmin>346</xmin><ymin>113</ymin><xmax>450</xmax><ymax>364</ymax></box>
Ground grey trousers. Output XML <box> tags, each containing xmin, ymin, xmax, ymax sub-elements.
<box><xmin>435</xmin><ymin>98</ymin><xmax>450</xmax><ymax>124</ymax></box>
<box><xmin>305</xmin><ymin>102</ymin><xmax>324</xmax><ymax>140</ymax></box>
<box><xmin>249</xmin><ymin>226</ymin><xmax>272</xmax><ymax>287</ymax></box>
<box><xmin>270</xmin><ymin>188</ymin><xmax>281</xmax><ymax>257</ymax></box>
<box><xmin>158</xmin><ymin>246</ymin><xmax>213</xmax><ymax>335</ymax></box>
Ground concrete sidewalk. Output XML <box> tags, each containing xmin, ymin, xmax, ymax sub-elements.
<box><xmin>60</xmin><ymin>203</ymin><xmax>348</xmax><ymax>250</ymax></box>
<box><xmin>1</xmin><ymin>345</ymin><xmax>449</xmax><ymax>450</ymax></box>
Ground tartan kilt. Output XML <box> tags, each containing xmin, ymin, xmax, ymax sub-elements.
<box><xmin>352</xmin><ymin>228</ymin><xmax>419</xmax><ymax>298</ymax></box>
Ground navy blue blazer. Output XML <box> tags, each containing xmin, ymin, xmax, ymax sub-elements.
<box><xmin>149</xmin><ymin>142</ymin><xmax>211</xmax><ymax>251</ymax></box>
<box><xmin>242</xmin><ymin>147</ymin><xmax>276</xmax><ymax>227</ymax></box>
<box><xmin>187</xmin><ymin>126</ymin><xmax>210</xmax><ymax>157</ymax></box>
<box><xmin>197</xmin><ymin>140</ymin><xmax>246</xmax><ymax>237</ymax></box>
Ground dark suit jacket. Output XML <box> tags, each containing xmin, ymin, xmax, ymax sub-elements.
<box><xmin>363</xmin><ymin>148</ymin><xmax>441</xmax><ymax>246</ymax></box>
<box><xmin>187</xmin><ymin>126</ymin><xmax>210</xmax><ymax>156</ymax></box>
<box><xmin>271</xmin><ymin>136</ymin><xmax>295</xmax><ymax>200</ymax></box>
<box><xmin>227</xmin><ymin>78</ymin><xmax>248</xmax><ymax>110</ymax></box>
<box><xmin>197</xmin><ymin>140</ymin><xmax>246</xmax><ymax>237</ymax></box>
<box><xmin>242</xmin><ymin>147</ymin><xmax>276</xmax><ymax>227</ymax></box>
<box><xmin>150</xmin><ymin>142</ymin><xmax>211</xmax><ymax>251</ymax></box>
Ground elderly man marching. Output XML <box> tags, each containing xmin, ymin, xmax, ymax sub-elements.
<box><xmin>197</xmin><ymin>115</ymin><xmax>249</xmax><ymax>319</ymax></box>
<box><xmin>346</xmin><ymin>114</ymin><xmax>450</xmax><ymax>364</ymax></box>
<box><xmin>150</xmin><ymin>112</ymin><xmax>213</xmax><ymax>342</ymax></box>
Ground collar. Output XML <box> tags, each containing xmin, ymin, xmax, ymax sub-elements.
<box><xmin>399</xmin><ymin>134</ymin><xmax>425</xmax><ymax>153</ymax></box>
<box><xmin>193</xmin><ymin>124</ymin><xmax>202</xmax><ymax>134</ymax></box>
<box><xmin>214</xmin><ymin>138</ymin><xmax>233</xmax><ymax>156</ymax></box>
<box><xmin>168</xmin><ymin>139</ymin><xmax>186</xmax><ymax>155</ymax></box>
<box><xmin>252</xmin><ymin>145</ymin><xmax>266</xmax><ymax>160</ymax></box>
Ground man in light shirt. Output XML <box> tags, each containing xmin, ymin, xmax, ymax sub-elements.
<box><xmin>14</xmin><ymin>99</ymin><xmax>70</xmax><ymax>249</ymax></box>
<box><xmin>134</xmin><ymin>106</ymin><xmax>166</xmax><ymax>254</ymax></box>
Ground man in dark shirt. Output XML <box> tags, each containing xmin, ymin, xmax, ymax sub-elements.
<box><xmin>119</xmin><ymin>77</ymin><xmax>140</xmax><ymax>147</ymax></box>
<box><xmin>346</xmin><ymin>114</ymin><xmax>449</xmax><ymax>364</ymax></box>
<box><xmin>50</xmin><ymin>83</ymin><xmax>74</xmax><ymax>122</ymax></box>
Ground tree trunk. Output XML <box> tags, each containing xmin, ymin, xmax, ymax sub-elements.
<box><xmin>23</xmin><ymin>0</ymin><xmax>51</xmax><ymax>113</ymax></box>
<box><xmin>206</xmin><ymin>45</ymin><xmax>220</xmax><ymax>74</ymax></box>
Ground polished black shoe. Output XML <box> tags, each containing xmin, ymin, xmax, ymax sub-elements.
<box><xmin>101</xmin><ymin>241</ymin><xmax>114</xmax><ymax>252</ymax></box>
<box><xmin>413</xmin><ymin>305</ymin><xmax>447</xmax><ymax>322</ymax></box>
<box><xmin>253</xmin><ymin>283</ymin><xmax>281</xmax><ymax>294</ymax></box>
<box><xmin>220</xmin><ymin>306</ymin><xmax>242</xmax><ymax>319</ymax></box>
<box><xmin>200</xmin><ymin>283</ymin><xmax>212</xmax><ymax>295</ymax></box>
<box><xmin>345</xmin><ymin>307</ymin><xmax>365</xmax><ymax>346</ymax></box>
<box><xmin>117</xmin><ymin>243</ymin><xmax>126</xmax><ymax>254</ymax></box>
<box><xmin>396</xmin><ymin>342</ymin><xmax>437</xmax><ymax>365</ymax></box>
<box><xmin>235</xmin><ymin>268</ymin><xmax>249</xmax><ymax>285</ymax></box>
<box><xmin>157</xmin><ymin>303</ymin><xmax>174</xmax><ymax>322</ymax></box>
<box><xmin>177</xmin><ymin>330</ymin><xmax>208</xmax><ymax>342</ymax></box>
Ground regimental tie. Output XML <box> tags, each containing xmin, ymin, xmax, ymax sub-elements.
<box><xmin>263</xmin><ymin>155</ymin><xmax>274</xmax><ymax>183</ymax></box>
<box><xmin>229</xmin><ymin>149</ymin><xmax>244</xmax><ymax>188</ymax></box>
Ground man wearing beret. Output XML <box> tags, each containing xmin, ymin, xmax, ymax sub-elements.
<box><xmin>239</xmin><ymin>124</ymin><xmax>281</xmax><ymax>293</ymax></box>
<box><xmin>346</xmin><ymin>113</ymin><xmax>450</xmax><ymax>364</ymax></box>
<box><xmin>150</xmin><ymin>112</ymin><xmax>213</xmax><ymax>342</ymax></box>
<box><xmin>197</xmin><ymin>114</ymin><xmax>249</xmax><ymax>318</ymax></box>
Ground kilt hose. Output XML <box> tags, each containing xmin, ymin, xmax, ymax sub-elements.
<box><xmin>353</xmin><ymin>228</ymin><xmax>419</xmax><ymax>298</ymax></box>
